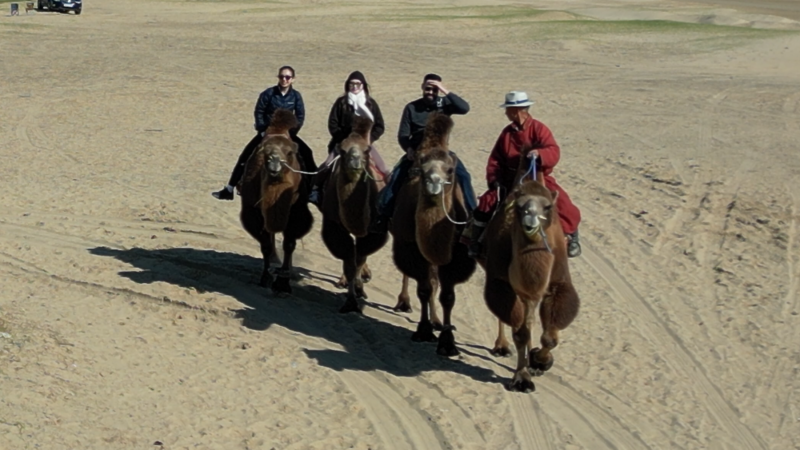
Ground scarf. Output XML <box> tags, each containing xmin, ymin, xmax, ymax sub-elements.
<box><xmin>347</xmin><ymin>91</ymin><xmax>374</xmax><ymax>122</ymax></box>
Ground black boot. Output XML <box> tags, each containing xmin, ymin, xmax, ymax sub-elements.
<box><xmin>212</xmin><ymin>186</ymin><xmax>234</xmax><ymax>201</ymax></box>
<box><xmin>464</xmin><ymin>221</ymin><xmax>487</xmax><ymax>259</ymax></box>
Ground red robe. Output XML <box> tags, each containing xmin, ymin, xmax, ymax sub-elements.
<box><xmin>477</xmin><ymin>116</ymin><xmax>581</xmax><ymax>235</ymax></box>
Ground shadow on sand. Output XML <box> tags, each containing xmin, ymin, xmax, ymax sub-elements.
<box><xmin>89</xmin><ymin>246</ymin><xmax>502</xmax><ymax>384</ymax></box>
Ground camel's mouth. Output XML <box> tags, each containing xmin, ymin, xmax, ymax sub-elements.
<box><xmin>346</xmin><ymin>155</ymin><xmax>363</xmax><ymax>171</ymax></box>
<box><xmin>423</xmin><ymin>173</ymin><xmax>447</xmax><ymax>196</ymax></box>
<box><xmin>521</xmin><ymin>213</ymin><xmax>545</xmax><ymax>238</ymax></box>
<box><xmin>267</xmin><ymin>155</ymin><xmax>283</xmax><ymax>177</ymax></box>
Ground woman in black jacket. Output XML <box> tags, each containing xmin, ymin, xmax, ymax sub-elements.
<box><xmin>310</xmin><ymin>71</ymin><xmax>388</xmax><ymax>205</ymax></box>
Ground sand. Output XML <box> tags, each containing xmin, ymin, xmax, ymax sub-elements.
<box><xmin>1</xmin><ymin>0</ymin><xmax>799</xmax><ymax>448</ymax></box>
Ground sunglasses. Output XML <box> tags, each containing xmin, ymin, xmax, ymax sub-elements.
<box><xmin>278</xmin><ymin>75</ymin><xmax>293</xmax><ymax>80</ymax></box>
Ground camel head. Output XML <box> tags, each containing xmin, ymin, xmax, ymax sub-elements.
<box><xmin>416</xmin><ymin>113</ymin><xmax>455</xmax><ymax>199</ymax></box>
<box><xmin>418</xmin><ymin>149</ymin><xmax>457</xmax><ymax>199</ymax></box>
<box><xmin>508</xmin><ymin>184</ymin><xmax>559</xmax><ymax>241</ymax></box>
<box><xmin>260</xmin><ymin>109</ymin><xmax>300</xmax><ymax>182</ymax></box>
<box><xmin>338</xmin><ymin>116</ymin><xmax>373</xmax><ymax>182</ymax></box>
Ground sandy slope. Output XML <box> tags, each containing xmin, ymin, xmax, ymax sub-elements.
<box><xmin>1</xmin><ymin>0</ymin><xmax>799</xmax><ymax>448</ymax></box>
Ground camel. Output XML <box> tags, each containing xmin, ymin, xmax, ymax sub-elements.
<box><xmin>239</xmin><ymin>109</ymin><xmax>314</xmax><ymax>294</ymax></box>
<box><xmin>391</xmin><ymin>113</ymin><xmax>476</xmax><ymax>356</ymax></box>
<box><xmin>319</xmin><ymin>116</ymin><xmax>389</xmax><ymax>313</ymax></box>
<box><xmin>478</xmin><ymin>154</ymin><xmax>580</xmax><ymax>392</ymax></box>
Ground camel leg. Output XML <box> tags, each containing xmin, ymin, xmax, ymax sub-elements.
<box><xmin>339</xmin><ymin>255</ymin><xmax>364</xmax><ymax>314</ymax></box>
<box><xmin>361</xmin><ymin>262</ymin><xmax>372</xmax><ymax>283</ymax></box>
<box><xmin>354</xmin><ymin>256</ymin><xmax>368</xmax><ymax>299</ymax></box>
<box><xmin>269</xmin><ymin>234</ymin><xmax>281</xmax><ymax>267</ymax></box>
<box><xmin>394</xmin><ymin>275</ymin><xmax>412</xmax><ymax>313</ymax></box>
<box><xmin>336</xmin><ymin>273</ymin><xmax>348</xmax><ymax>289</ymax></box>
<box><xmin>492</xmin><ymin>320</ymin><xmax>512</xmax><ymax>357</ymax></box>
<box><xmin>509</xmin><ymin>301</ymin><xmax>535</xmax><ymax>393</ymax></box>
<box><xmin>258</xmin><ymin>232</ymin><xmax>274</xmax><ymax>288</ymax></box>
<box><xmin>339</xmin><ymin>261</ymin><xmax>371</xmax><ymax>290</ymax></box>
<box><xmin>530</xmin><ymin>282</ymin><xmax>579</xmax><ymax>375</ymax></box>
<box><xmin>429</xmin><ymin>277</ymin><xmax>443</xmax><ymax>331</ymax></box>
<box><xmin>411</xmin><ymin>267</ymin><xmax>437</xmax><ymax>343</ymax></box>
<box><xmin>436</xmin><ymin>279</ymin><xmax>459</xmax><ymax>357</ymax></box>
<box><xmin>271</xmin><ymin>235</ymin><xmax>295</xmax><ymax>294</ymax></box>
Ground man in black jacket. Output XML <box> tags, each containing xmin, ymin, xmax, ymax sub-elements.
<box><xmin>212</xmin><ymin>65</ymin><xmax>317</xmax><ymax>200</ymax></box>
<box><xmin>372</xmin><ymin>73</ymin><xmax>477</xmax><ymax>230</ymax></box>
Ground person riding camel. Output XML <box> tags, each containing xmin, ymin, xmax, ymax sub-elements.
<box><xmin>370</xmin><ymin>73</ymin><xmax>477</xmax><ymax>233</ymax></box>
<box><xmin>212</xmin><ymin>65</ymin><xmax>317</xmax><ymax>200</ymax></box>
<box><xmin>309</xmin><ymin>70</ymin><xmax>389</xmax><ymax>207</ymax></box>
<box><xmin>463</xmin><ymin>91</ymin><xmax>582</xmax><ymax>258</ymax></box>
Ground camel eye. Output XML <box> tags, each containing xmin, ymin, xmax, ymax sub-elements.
<box><xmin>447</xmin><ymin>168</ymin><xmax>454</xmax><ymax>176</ymax></box>
<box><xmin>544</xmin><ymin>204</ymin><xmax>553</xmax><ymax>212</ymax></box>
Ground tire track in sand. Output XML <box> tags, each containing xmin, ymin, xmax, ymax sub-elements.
<box><xmin>339</xmin><ymin>371</ymin><xmax>444</xmax><ymax>450</ymax></box>
<box><xmin>580</xmin><ymin>243</ymin><xmax>767</xmax><ymax>450</ymax></box>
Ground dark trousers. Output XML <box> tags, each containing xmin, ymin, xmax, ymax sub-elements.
<box><xmin>376</xmin><ymin>153</ymin><xmax>477</xmax><ymax>218</ymax></box>
<box><xmin>227</xmin><ymin>134</ymin><xmax>317</xmax><ymax>187</ymax></box>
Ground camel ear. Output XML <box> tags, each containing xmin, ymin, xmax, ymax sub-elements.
<box><xmin>550</xmin><ymin>189</ymin><xmax>559</xmax><ymax>204</ymax></box>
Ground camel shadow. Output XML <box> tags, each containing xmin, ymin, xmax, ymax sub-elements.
<box><xmin>89</xmin><ymin>246</ymin><xmax>502</xmax><ymax>384</ymax></box>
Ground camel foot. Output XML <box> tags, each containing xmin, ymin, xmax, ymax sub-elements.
<box><xmin>339</xmin><ymin>295</ymin><xmax>363</xmax><ymax>314</ymax></box>
<box><xmin>360</xmin><ymin>267</ymin><xmax>372</xmax><ymax>284</ymax></box>
<box><xmin>393</xmin><ymin>299</ymin><xmax>412</xmax><ymax>313</ymax></box>
<box><xmin>528</xmin><ymin>348</ymin><xmax>554</xmax><ymax>376</ymax></box>
<box><xmin>355</xmin><ymin>283</ymin><xmax>368</xmax><ymax>300</ymax></box>
<box><xmin>411</xmin><ymin>321</ymin><xmax>437</xmax><ymax>343</ymax></box>
<box><xmin>335</xmin><ymin>275</ymin><xmax>348</xmax><ymax>289</ymax></box>
<box><xmin>508</xmin><ymin>370</ymin><xmax>536</xmax><ymax>393</ymax></box>
<box><xmin>436</xmin><ymin>327</ymin><xmax>459</xmax><ymax>357</ymax></box>
<box><xmin>491</xmin><ymin>345</ymin><xmax>513</xmax><ymax>357</ymax></box>
<box><xmin>270</xmin><ymin>275</ymin><xmax>292</xmax><ymax>295</ymax></box>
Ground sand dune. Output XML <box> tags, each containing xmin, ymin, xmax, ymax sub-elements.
<box><xmin>1</xmin><ymin>0</ymin><xmax>799</xmax><ymax>448</ymax></box>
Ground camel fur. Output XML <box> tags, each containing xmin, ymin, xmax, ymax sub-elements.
<box><xmin>391</xmin><ymin>113</ymin><xmax>476</xmax><ymax>356</ymax></box>
<box><xmin>320</xmin><ymin>116</ymin><xmax>389</xmax><ymax>313</ymax></box>
<box><xmin>478</xmin><ymin>153</ymin><xmax>580</xmax><ymax>392</ymax></box>
<box><xmin>239</xmin><ymin>109</ymin><xmax>313</xmax><ymax>294</ymax></box>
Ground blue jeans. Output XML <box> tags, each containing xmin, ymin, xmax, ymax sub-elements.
<box><xmin>377</xmin><ymin>153</ymin><xmax>477</xmax><ymax>218</ymax></box>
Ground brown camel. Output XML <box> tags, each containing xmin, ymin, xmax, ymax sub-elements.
<box><xmin>391</xmin><ymin>113</ymin><xmax>476</xmax><ymax>356</ymax></box>
<box><xmin>319</xmin><ymin>116</ymin><xmax>389</xmax><ymax>312</ymax></box>
<box><xmin>478</xmin><ymin>155</ymin><xmax>580</xmax><ymax>392</ymax></box>
<box><xmin>239</xmin><ymin>109</ymin><xmax>314</xmax><ymax>294</ymax></box>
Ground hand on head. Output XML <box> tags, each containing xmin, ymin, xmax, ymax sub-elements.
<box><xmin>425</xmin><ymin>80</ymin><xmax>449</xmax><ymax>95</ymax></box>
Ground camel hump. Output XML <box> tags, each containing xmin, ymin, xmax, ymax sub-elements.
<box><xmin>351</xmin><ymin>116</ymin><xmax>374</xmax><ymax>140</ymax></box>
<box><xmin>421</xmin><ymin>112</ymin><xmax>453</xmax><ymax>150</ymax></box>
<box><xmin>266</xmin><ymin>109</ymin><xmax>298</xmax><ymax>135</ymax></box>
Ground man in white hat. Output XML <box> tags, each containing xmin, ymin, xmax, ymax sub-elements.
<box><xmin>463</xmin><ymin>91</ymin><xmax>582</xmax><ymax>257</ymax></box>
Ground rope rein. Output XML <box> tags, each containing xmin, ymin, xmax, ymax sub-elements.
<box><xmin>439</xmin><ymin>180</ymin><xmax>469</xmax><ymax>226</ymax></box>
<box><xmin>279</xmin><ymin>155</ymin><xmax>340</xmax><ymax>176</ymax></box>
<box><xmin>520</xmin><ymin>158</ymin><xmax>537</xmax><ymax>184</ymax></box>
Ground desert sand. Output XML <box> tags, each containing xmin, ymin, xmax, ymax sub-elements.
<box><xmin>1</xmin><ymin>0</ymin><xmax>799</xmax><ymax>448</ymax></box>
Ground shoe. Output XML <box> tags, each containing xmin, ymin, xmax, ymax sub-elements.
<box><xmin>212</xmin><ymin>187</ymin><xmax>234</xmax><ymax>201</ymax></box>
<box><xmin>567</xmin><ymin>230</ymin><xmax>582</xmax><ymax>258</ymax></box>
<box><xmin>369</xmin><ymin>215</ymin><xmax>390</xmax><ymax>234</ymax></box>
<box><xmin>308</xmin><ymin>188</ymin><xmax>321</xmax><ymax>206</ymax></box>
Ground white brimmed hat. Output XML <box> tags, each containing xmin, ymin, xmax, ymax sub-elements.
<box><xmin>499</xmin><ymin>91</ymin><xmax>535</xmax><ymax>108</ymax></box>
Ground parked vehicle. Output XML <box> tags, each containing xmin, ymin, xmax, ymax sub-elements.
<box><xmin>37</xmin><ymin>0</ymin><xmax>82</xmax><ymax>15</ymax></box>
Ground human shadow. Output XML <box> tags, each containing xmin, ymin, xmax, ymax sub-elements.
<box><xmin>89</xmin><ymin>246</ymin><xmax>503</xmax><ymax>384</ymax></box>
